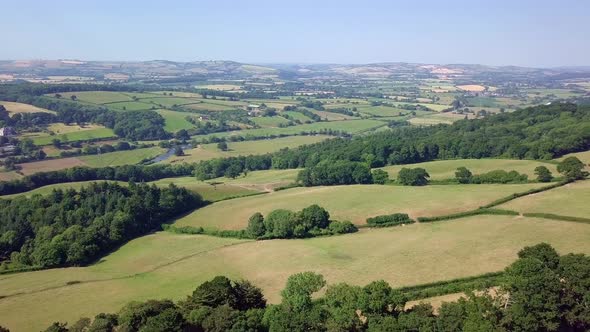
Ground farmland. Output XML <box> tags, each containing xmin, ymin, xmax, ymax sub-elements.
<box><xmin>174</xmin><ymin>183</ymin><xmax>545</xmax><ymax>230</ymax></box>
<box><xmin>21</xmin><ymin>124</ymin><xmax>116</xmax><ymax>145</ymax></box>
<box><xmin>164</xmin><ymin>135</ymin><xmax>332</xmax><ymax>164</ymax></box>
<box><xmin>78</xmin><ymin>147</ymin><xmax>164</xmax><ymax>167</ymax></box>
<box><xmin>2</xmin><ymin>214</ymin><xmax>590</xmax><ymax>331</ymax></box>
<box><xmin>0</xmin><ymin>101</ymin><xmax>55</xmax><ymax>116</ymax></box>
<box><xmin>379</xmin><ymin>158</ymin><xmax>559</xmax><ymax>180</ymax></box>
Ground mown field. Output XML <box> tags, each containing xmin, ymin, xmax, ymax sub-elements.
<box><xmin>78</xmin><ymin>147</ymin><xmax>165</xmax><ymax>167</ymax></box>
<box><xmin>3</xmin><ymin>215</ymin><xmax>590</xmax><ymax>331</ymax></box>
<box><xmin>379</xmin><ymin>158</ymin><xmax>559</xmax><ymax>180</ymax></box>
<box><xmin>24</xmin><ymin>125</ymin><xmax>116</xmax><ymax>146</ymax></box>
<box><xmin>164</xmin><ymin>135</ymin><xmax>332</xmax><ymax>164</ymax></box>
<box><xmin>0</xmin><ymin>101</ymin><xmax>55</xmax><ymax>116</ymax></box>
<box><xmin>499</xmin><ymin>180</ymin><xmax>590</xmax><ymax>219</ymax></box>
<box><xmin>174</xmin><ymin>183</ymin><xmax>545</xmax><ymax>230</ymax></box>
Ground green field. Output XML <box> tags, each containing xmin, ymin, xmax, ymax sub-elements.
<box><xmin>379</xmin><ymin>158</ymin><xmax>559</xmax><ymax>180</ymax></box>
<box><xmin>155</xmin><ymin>109</ymin><xmax>197</xmax><ymax>132</ymax></box>
<box><xmin>192</xmin><ymin>119</ymin><xmax>386</xmax><ymax>141</ymax></box>
<box><xmin>149</xmin><ymin>177</ymin><xmax>264</xmax><ymax>202</ymax></box>
<box><xmin>250</xmin><ymin>116</ymin><xmax>290</xmax><ymax>128</ymax></box>
<box><xmin>55</xmin><ymin>91</ymin><xmax>135</xmax><ymax>104</ymax></box>
<box><xmin>107</xmin><ymin>101</ymin><xmax>154</xmax><ymax>111</ymax></box>
<box><xmin>174</xmin><ymin>183</ymin><xmax>545</xmax><ymax>230</ymax></box>
<box><xmin>282</xmin><ymin>111</ymin><xmax>312</xmax><ymax>122</ymax></box>
<box><xmin>3</xmin><ymin>215</ymin><xmax>590</xmax><ymax>331</ymax></box>
<box><xmin>165</xmin><ymin>135</ymin><xmax>331</xmax><ymax>164</ymax></box>
<box><xmin>78</xmin><ymin>147</ymin><xmax>165</xmax><ymax>167</ymax></box>
<box><xmin>499</xmin><ymin>180</ymin><xmax>590</xmax><ymax>218</ymax></box>
<box><xmin>28</xmin><ymin>127</ymin><xmax>116</xmax><ymax>145</ymax></box>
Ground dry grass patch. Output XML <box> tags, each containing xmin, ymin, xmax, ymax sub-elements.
<box><xmin>17</xmin><ymin>157</ymin><xmax>87</xmax><ymax>175</ymax></box>
<box><xmin>0</xmin><ymin>101</ymin><xmax>55</xmax><ymax>116</ymax></box>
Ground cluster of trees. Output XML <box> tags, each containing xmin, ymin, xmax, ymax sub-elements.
<box><xmin>36</xmin><ymin>243</ymin><xmax>590</xmax><ymax>332</ymax></box>
<box><xmin>246</xmin><ymin>205</ymin><xmax>357</xmax><ymax>239</ymax></box>
<box><xmin>366</xmin><ymin>213</ymin><xmax>414</xmax><ymax>227</ymax></box>
<box><xmin>194</xmin><ymin>155</ymin><xmax>272</xmax><ymax>180</ymax></box>
<box><xmin>0</xmin><ymin>182</ymin><xmax>201</xmax><ymax>270</ymax></box>
<box><xmin>296</xmin><ymin>160</ymin><xmax>373</xmax><ymax>186</ymax></box>
<box><xmin>269</xmin><ymin>103</ymin><xmax>590</xmax><ymax>168</ymax></box>
<box><xmin>397</xmin><ymin>168</ymin><xmax>430</xmax><ymax>186</ymax></box>
<box><xmin>454</xmin><ymin>168</ymin><xmax>529</xmax><ymax>184</ymax></box>
<box><xmin>0</xmin><ymin>163</ymin><xmax>198</xmax><ymax>196</ymax></box>
<box><xmin>282</xmin><ymin>106</ymin><xmax>322</xmax><ymax>122</ymax></box>
<box><xmin>57</xmin><ymin>141</ymin><xmax>149</xmax><ymax>158</ymax></box>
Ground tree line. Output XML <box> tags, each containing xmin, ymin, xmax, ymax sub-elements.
<box><xmin>32</xmin><ymin>243</ymin><xmax>590</xmax><ymax>332</ymax></box>
<box><xmin>0</xmin><ymin>182</ymin><xmax>201</xmax><ymax>270</ymax></box>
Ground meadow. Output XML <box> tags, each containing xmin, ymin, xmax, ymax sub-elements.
<box><xmin>499</xmin><ymin>180</ymin><xmax>590</xmax><ymax>219</ymax></box>
<box><xmin>250</xmin><ymin>116</ymin><xmax>291</xmax><ymax>128</ymax></box>
<box><xmin>155</xmin><ymin>109</ymin><xmax>197</xmax><ymax>132</ymax></box>
<box><xmin>3</xmin><ymin>215</ymin><xmax>590</xmax><ymax>331</ymax></box>
<box><xmin>164</xmin><ymin>135</ymin><xmax>332</xmax><ymax>164</ymax></box>
<box><xmin>379</xmin><ymin>158</ymin><xmax>559</xmax><ymax>180</ymax></box>
<box><xmin>78</xmin><ymin>147</ymin><xmax>165</xmax><ymax>167</ymax></box>
<box><xmin>174</xmin><ymin>183</ymin><xmax>545</xmax><ymax>229</ymax></box>
<box><xmin>25</xmin><ymin>125</ymin><xmax>116</xmax><ymax>145</ymax></box>
<box><xmin>0</xmin><ymin>101</ymin><xmax>55</xmax><ymax>116</ymax></box>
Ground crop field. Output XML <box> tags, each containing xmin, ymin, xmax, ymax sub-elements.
<box><xmin>499</xmin><ymin>180</ymin><xmax>590</xmax><ymax>218</ymax></box>
<box><xmin>379</xmin><ymin>158</ymin><xmax>559</xmax><ymax>180</ymax></box>
<box><xmin>165</xmin><ymin>135</ymin><xmax>331</xmax><ymax>164</ymax></box>
<box><xmin>3</xmin><ymin>214</ymin><xmax>590</xmax><ymax>331</ymax></box>
<box><xmin>250</xmin><ymin>116</ymin><xmax>290</xmax><ymax>128</ymax></box>
<box><xmin>174</xmin><ymin>183</ymin><xmax>545</xmax><ymax>229</ymax></box>
<box><xmin>79</xmin><ymin>147</ymin><xmax>164</xmax><ymax>167</ymax></box>
<box><xmin>0</xmin><ymin>101</ymin><xmax>55</xmax><ymax>116</ymax></box>
<box><xmin>155</xmin><ymin>109</ymin><xmax>197</xmax><ymax>132</ymax></box>
<box><xmin>310</xmin><ymin>109</ymin><xmax>355</xmax><ymax>121</ymax></box>
<box><xmin>106</xmin><ymin>101</ymin><xmax>154</xmax><ymax>111</ymax></box>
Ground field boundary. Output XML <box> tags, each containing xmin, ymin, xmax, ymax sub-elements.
<box><xmin>522</xmin><ymin>213</ymin><xmax>590</xmax><ymax>224</ymax></box>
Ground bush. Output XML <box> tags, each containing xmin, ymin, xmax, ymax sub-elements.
<box><xmin>397</xmin><ymin>168</ymin><xmax>429</xmax><ymax>186</ymax></box>
<box><xmin>366</xmin><ymin>213</ymin><xmax>414</xmax><ymax>227</ymax></box>
<box><xmin>470</xmin><ymin>170</ymin><xmax>528</xmax><ymax>184</ymax></box>
<box><xmin>371</xmin><ymin>169</ymin><xmax>390</xmax><ymax>184</ymax></box>
<box><xmin>327</xmin><ymin>220</ymin><xmax>358</xmax><ymax>234</ymax></box>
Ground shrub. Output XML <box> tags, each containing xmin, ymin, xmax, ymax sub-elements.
<box><xmin>366</xmin><ymin>213</ymin><xmax>414</xmax><ymax>227</ymax></box>
<box><xmin>371</xmin><ymin>169</ymin><xmax>390</xmax><ymax>184</ymax></box>
<box><xmin>397</xmin><ymin>168</ymin><xmax>429</xmax><ymax>186</ymax></box>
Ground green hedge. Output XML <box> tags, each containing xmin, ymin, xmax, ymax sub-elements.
<box><xmin>396</xmin><ymin>271</ymin><xmax>505</xmax><ymax>300</ymax></box>
<box><xmin>480</xmin><ymin>180</ymin><xmax>571</xmax><ymax>208</ymax></box>
<box><xmin>418</xmin><ymin>208</ymin><xmax>519</xmax><ymax>222</ymax></box>
<box><xmin>366</xmin><ymin>213</ymin><xmax>415</xmax><ymax>227</ymax></box>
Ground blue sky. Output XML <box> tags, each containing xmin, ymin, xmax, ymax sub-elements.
<box><xmin>1</xmin><ymin>0</ymin><xmax>588</xmax><ymax>67</ymax></box>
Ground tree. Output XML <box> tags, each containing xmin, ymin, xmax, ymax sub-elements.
<box><xmin>191</xmin><ymin>276</ymin><xmax>235</xmax><ymax>308</ymax></box>
<box><xmin>518</xmin><ymin>242</ymin><xmax>560</xmax><ymax>270</ymax></box>
<box><xmin>224</xmin><ymin>163</ymin><xmax>242</xmax><ymax>179</ymax></box>
<box><xmin>534</xmin><ymin>165</ymin><xmax>553</xmax><ymax>182</ymax></box>
<box><xmin>70</xmin><ymin>95</ymin><xmax>77</xmax><ymax>101</ymax></box>
<box><xmin>217</xmin><ymin>141</ymin><xmax>228</xmax><ymax>151</ymax></box>
<box><xmin>558</xmin><ymin>254</ymin><xmax>590</xmax><ymax>330</ymax></box>
<box><xmin>43</xmin><ymin>322</ymin><xmax>68</xmax><ymax>332</ymax></box>
<box><xmin>52</xmin><ymin>138</ymin><xmax>62</xmax><ymax>148</ymax></box>
<box><xmin>298</xmin><ymin>204</ymin><xmax>330</xmax><ymax>230</ymax></box>
<box><xmin>246</xmin><ymin>212</ymin><xmax>265</xmax><ymax>238</ymax></box>
<box><xmin>557</xmin><ymin>156</ymin><xmax>587</xmax><ymax>180</ymax></box>
<box><xmin>455</xmin><ymin>167</ymin><xmax>473</xmax><ymax>184</ymax></box>
<box><xmin>173</xmin><ymin>146</ymin><xmax>184</xmax><ymax>156</ymax></box>
<box><xmin>397</xmin><ymin>168</ymin><xmax>430</xmax><ymax>186</ymax></box>
<box><xmin>175</xmin><ymin>129</ymin><xmax>190</xmax><ymax>141</ymax></box>
<box><xmin>371</xmin><ymin>169</ymin><xmax>389</xmax><ymax>184</ymax></box>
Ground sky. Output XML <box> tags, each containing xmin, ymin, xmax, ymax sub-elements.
<box><xmin>1</xmin><ymin>0</ymin><xmax>588</xmax><ymax>67</ymax></box>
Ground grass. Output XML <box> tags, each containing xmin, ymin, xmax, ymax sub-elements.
<box><xmin>174</xmin><ymin>183</ymin><xmax>545</xmax><ymax>230</ymax></box>
<box><xmin>54</xmin><ymin>91</ymin><xmax>134</xmax><ymax>104</ymax></box>
<box><xmin>250</xmin><ymin>116</ymin><xmax>291</xmax><ymax>128</ymax></box>
<box><xmin>164</xmin><ymin>135</ymin><xmax>331</xmax><ymax>164</ymax></box>
<box><xmin>354</xmin><ymin>105</ymin><xmax>408</xmax><ymax>117</ymax></box>
<box><xmin>282</xmin><ymin>111</ymin><xmax>312</xmax><ymax>122</ymax></box>
<box><xmin>0</xmin><ymin>180</ymin><xmax>123</xmax><ymax>199</ymax></box>
<box><xmin>106</xmin><ymin>101</ymin><xmax>154</xmax><ymax>111</ymax></box>
<box><xmin>206</xmin><ymin>169</ymin><xmax>301</xmax><ymax>191</ymax></box>
<box><xmin>79</xmin><ymin>147</ymin><xmax>165</xmax><ymax>167</ymax></box>
<box><xmin>26</xmin><ymin>126</ymin><xmax>116</xmax><ymax>145</ymax></box>
<box><xmin>149</xmin><ymin>177</ymin><xmax>263</xmax><ymax>202</ymax></box>
<box><xmin>155</xmin><ymin>109</ymin><xmax>197</xmax><ymax>132</ymax></box>
<box><xmin>379</xmin><ymin>159</ymin><xmax>559</xmax><ymax>180</ymax></box>
<box><xmin>140</xmin><ymin>97</ymin><xmax>201</xmax><ymax>108</ymax></box>
<box><xmin>3</xmin><ymin>215</ymin><xmax>590</xmax><ymax>331</ymax></box>
<box><xmin>499</xmin><ymin>180</ymin><xmax>590</xmax><ymax>219</ymax></box>
<box><xmin>192</xmin><ymin>119</ymin><xmax>386</xmax><ymax>140</ymax></box>
<box><xmin>0</xmin><ymin>101</ymin><xmax>55</xmax><ymax>116</ymax></box>
<box><xmin>16</xmin><ymin>157</ymin><xmax>88</xmax><ymax>175</ymax></box>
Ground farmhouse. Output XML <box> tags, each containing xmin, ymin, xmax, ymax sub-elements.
<box><xmin>0</xmin><ymin>127</ymin><xmax>16</xmax><ymax>137</ymax></box>
<box><xmin>246</xmin><ymin>104</ymin><xmax>262</xmax><ymax>116</ymax></box>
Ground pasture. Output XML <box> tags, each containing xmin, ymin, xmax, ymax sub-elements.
<box><xmin>165</xmin><ymin>135</ymin><xmax>331</xmax><ymax>164</ymax></box>
<box><xmin>79</xmin><ymin>147</ymin><xmax>165</xmax><ymax>167</ymax></box>
<box><xmin>155</xmin><ymin>109</ymin><xmax>197</xmax><ymax>132</ymax></box>
<box><xmin>250</xmin><ymin>116</ymin><xmax>290</xmax><ymax>128</ymax></box>
<box><xmin>174</xmin><ymin>183</ymin><xmax>545</xmax><ymax>230</ymax></box>
<box><xmin>17</xmin><ymin>157</ymin><xmax>87</xmax><ymax>175</ymax></box>
<box><xmin>499</xmin><ymin>180</ymin><xmax>590</xmax><ymax>219</ymax></box>
<box><xmin>3</xmin><ymin>215</ymin><xmax>590</xmax><ymax>331</ymax></box>
<box><xmin>379</xmin><ymin>158</ymin><xmax>559</xmax><ymax>180</ymax></box>
<box><xmin>149</xmin><ymin>177</ymin><xmax>263</xmax><ymax>202</ymax></box>
<box><xmin>23</xmin><ymin>124</ymin><xmax>116</xmax><ymax>145</ymax></box>
<box><xmin>0</xmin><ymin>101</ymin><xmax>55</xmax><ymax>116</ymax></box>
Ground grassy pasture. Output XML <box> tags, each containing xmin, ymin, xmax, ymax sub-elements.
<box><xmin>499</xmin><ymin>180</ymin><xmax>590</xmax><ymax>219</ymax></box>
<box><xmin>79</xmin><ymin>147</ymin><xmax>165</xmax><ymax>167</ymax></box>
<box><xmin>310</xmin><ymin>109</ymin><xmax>355</xmax><ymax>121</ymax></box>
<box><xmin>149</xmin><ymin>177</ymin><xmax>263</xmax><ymax>202</ymax></box>
<box><xmin>0</xmin><ymin>180</ymin><xmax>123</xmax><ymax>199</ymax></box>
<box><xmin>379</xmin><ymin>159</ymin><xmax>559</xmax><ymax>180</ymax></box>
<box><xmin>28</xmin><ymin>127</ymin><xmax>116</xmax><ymax>145</ymax></box>
<box><xmin>165</xmin><ymin>135</ymin><xmax>331</xmax><ymax>164</ymax></box>
<box><xmin>106</xmin><ymin>101</ymin><xmax>154</xmax><ymax>111</ymax></box>
<box><xmin>155</xmin><ymin>109</ymin><xmax>197</xmax><ymax>132</ymax></box>
<box><xmin>250</xmin><ymin>116</ymin><xmax>290</xmax><ymax>128</ymax></box>
<box><xmin>182</xmin><ymin>102</ymin><xmax>237</xmax><ymax>112</ymax></box>
<box><xmin>354</xmin><ymin>105</ymin><xmax>408</xmax><ymax>117</ymax></box>
<box><xmin>192</xmin><ymin>119</ymin><xmax>386</xmax><ymax>140</ymax></box>
<box><xmin>54</xmin><ymin>91</ymin><xmax>134</xmax><ymax>104</ymax></box>
<box><xmin>3</xmin><ymin>215</ymin><xmax>590</xmax><ymax>331</ymax></box>
<box><xmin>17</xmin><ymin>157</ymin><xmax>88</xmax><ymax>175</ymax></box>
<box><xmin>174</xmin><ymin>183</ymin><xmax>545</xmax><ymax>230</ymax></box>
<box><xmin>0</xmin><ymin>101</ymin><xmax>55</xmax><ymax>116</ymax></box>
<box><xmin>207</xmin><ymin>169</ymin><xmax>301</xmax><ymax>191</ymax></box>
<box><xmin>282</xmin><ymin>111</ymin><xmax>312</xmax><ymax>122</ymax></box>
<box><xmin>140</xmin><ymin>97</ymin><xmax>201</xmax><ymax>108</ymax></box>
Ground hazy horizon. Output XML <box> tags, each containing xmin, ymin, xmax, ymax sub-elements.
<box><xmin>1</xmin><ymin>0</ymin><xmax>588</xmax><ymax>67</ymax></box>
